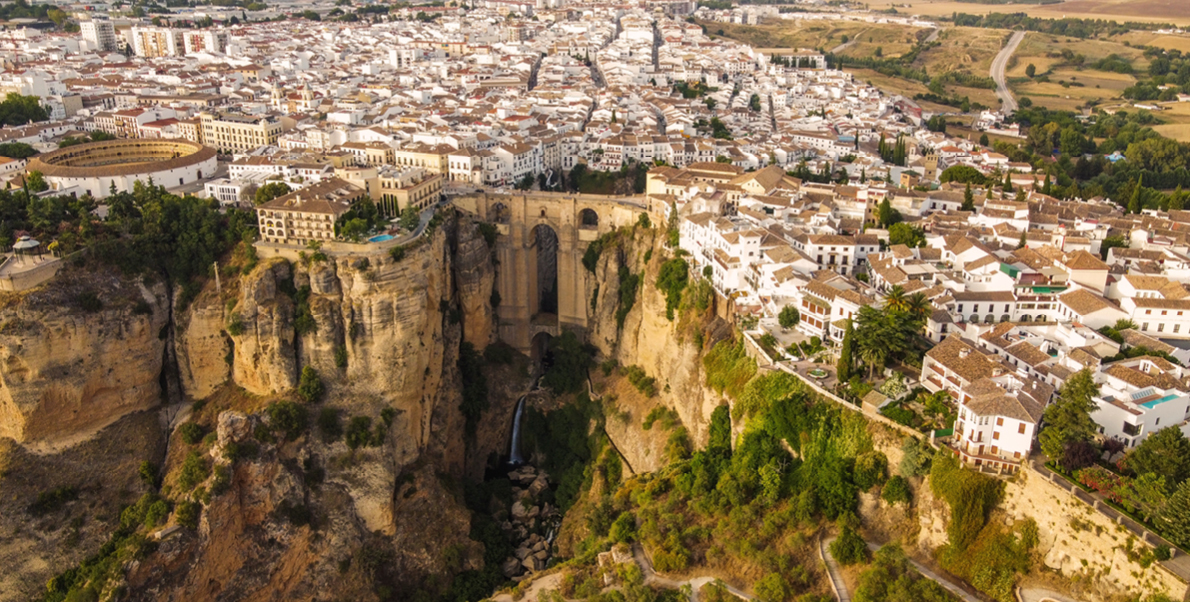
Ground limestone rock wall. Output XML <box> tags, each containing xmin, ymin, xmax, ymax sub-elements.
<box><xmin>584</xmin><ymin>227</ymin><xmax>731</xmax><ymax>458</ymax></box>
<box><xmin>0</xmin><ymin>274</ymin><xmax>170</xmax><ymax>447</ymax></box>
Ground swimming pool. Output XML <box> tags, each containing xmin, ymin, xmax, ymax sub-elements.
<box><xmin>368</xmin><ymin>234</ymin><xmax>395</xmax><ymax>243</ymax></box>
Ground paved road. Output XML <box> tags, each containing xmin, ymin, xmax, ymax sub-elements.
<box><xmin>991</xmin><ymin>31</ymin><xmax>1026</xmax><ymax>113</ymax></box>
<box><xmin>829</xmin><ymin>30</ymin><xmax>864</xmax><ymax>54</ymax></box>
<box><xmin>924</xmin><ymin>27</ymin><xmax>941</xmax><ymax>44</ymax></box>
<box><xmin>820</xmin><ymin>538</ymin><xmax>851</xmax><ymax>602</ymax></box>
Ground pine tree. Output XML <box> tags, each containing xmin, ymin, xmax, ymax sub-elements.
<box><xmin>1003</xmin><ymin>171</ymin><xmax>1013</xmax><ymax>193</ymax></box>
<box><xmin>1042</xmin><ymin>173</ymin><xmax>1052</xmax><ymax>195</ymax></box>
<box><xmin>1015</xmin><ymin>188</ymin><xmax>1026</xmax><ymax>203</ymax></box>
<box><xmin>837</xmin><ymin>320</ymin><xmax>854</xmax><ymax>382</ymax></box>
<box><xmin>962</xmin><ymin>182</ymin><xmax>974</xmax><ymax>212</ymax></box>
<box><xmin>1017</xmin><ymin>230</ymin><xmax>1027</xmax><ymax>249</ymax></box>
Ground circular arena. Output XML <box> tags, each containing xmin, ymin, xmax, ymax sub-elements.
<box><xmin>26</xmin><ymin>138</ymin><xmax>217</xmax><ymax>200</ymax></box>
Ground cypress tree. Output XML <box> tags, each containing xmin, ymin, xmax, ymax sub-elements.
<box><xmin>837</xmin><ymin>320</ymin><xmax>854</xmax><ymax>383</ymax></box>
<box><xmin>962</xmin><ymin>182</ymin><xmax>974</xmax><ymax>212</ymax></box>
<box><xmin>1129</xmin><ymin>176</ymin><xmax>1144</xmax><ymax>214</ymax></box>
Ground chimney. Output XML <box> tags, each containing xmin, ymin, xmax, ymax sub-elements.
<box><xmin>993</xmin><ymin>366</ymin><xmax>1004</xmax><ymax>377</ymax></box>
<box><xmin>959</xmin><ymin>348</ymin><xmax>970</xmax><ymax>359</ymax></box>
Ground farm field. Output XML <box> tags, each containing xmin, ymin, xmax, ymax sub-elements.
<box><xmin>700</xmin><ymin>17</ymin><xmax>925</xmax><ymax>57</ymax></box>
<box><xmin>865</xmin><ymin>0</ymin><xmax>1190</xmax><ymax>26</ymax></box>
<box><xmin>1000</xmin><ymin>32</ymin><xmax>1149</xmax><ymax>110</ymax></box>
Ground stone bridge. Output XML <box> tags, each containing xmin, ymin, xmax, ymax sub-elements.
<box><xmin>453</xmin><ymin>191</ymin><xmax>668</xmax><ymax>352</ymax></box>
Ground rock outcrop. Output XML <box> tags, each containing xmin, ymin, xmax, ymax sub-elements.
<box><xmin>0</xmin><ymin>270</ymin><xmax>170</xmax><ymax>447</ymax></box>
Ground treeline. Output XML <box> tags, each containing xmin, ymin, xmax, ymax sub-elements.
<box><xmin>1003</xmin><ymin>106</ymin><xmax>1190</xmax><ymax>209</ymax></box>
<box><xmin>950</xmin><ymin>12</ymin><xmax>1172</xmax><ymax>37</ymax></box>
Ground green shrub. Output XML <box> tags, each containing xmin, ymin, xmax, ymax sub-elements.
<box><xmin>179</xmin><ymin>422</ymin><xmax>205</xmax><ymax>445</ymax></box>
<box><xmin>333</xmin><ymin>345</ymin><xmax>347</xmax><ymax>369</ymax></box>
<box><xmin>881</xmin><ymin>475</ymin><xmax>912</xmax><ymax>506</ymax></box>
<box><xmin>175</xmin><ymin>500</ymin><xmax>200</xmax><ymax>529</ymax></box>
<box><xmin>483</xmin><ymin>341</ymin><xmax>515</xmax><ymax>365</ymax></box>
<box><xmin>703</xmin><ymin>337</ymin><xmax>757</xmax><ymax>401</ymax></box>
<box><xmin>457</xmin><ymin>342</ymin><xmax>488</xmax><ymax>438</ymax></box>
<box><xmin>625</xmin><ymin>365</ymin><xmax>657</xmax><ymax>397</ymax></box>
<box><xmin>297</xmin><ymin>366</ymin><xmax>324</xmax><ymax>403</ymax></box>
<box><xmin>389</xmin><ymin>245</ymin><xmax>406</xmax><ymax>262</ymax></box>
<box><xmin>176</xmin><ymin>451</ymin><xmax>209</xmax><ymax>491</ymax></box>
<box><xmin>29</xmin><ymin>485</ymin><xmax>78</xmax><ymax>516</ymax></box>
<box><xmin>209</xmin><ymin>465</ymin><xmax>231</xmax><ymax>497</ymax></box>
<box><xmin>345</xmin><ymin>416</ymin><xmax>374</xmax><ymax>450</ymax></box>
<box><xmin>266</xmin><ymin>401</ymin><xmax>309</xmax><ymax>441</ymax></box>
<box><xmin>609</xmin><ymin>511</ymin><xmax>636</xmax><ymax>543</ymax></box>
<box><xmin>226</xmin><ymin>312</ymin><xmax>245</xmax><ymax>336</ymax></box>
<box><xmin>318</xmin><ymin>407</ymin><xmax>342</xmax><ymax>442</ymax></box>
<box><xmin>138</xmin><ymin>461</ymin><xmax>158</xmax><ymax>488</ymax></box>
<box><xmin>853</xmin><ymin>451</ymin><xmax>889</xmax><ymax>491</ymax></box>
<box><xmin>829</xmin><ymin>514</ymin><xmax>868</xmax><ymax>565</ymax></box>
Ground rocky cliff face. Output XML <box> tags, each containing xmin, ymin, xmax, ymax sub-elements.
<box><xmin>583</xmin><ymin>227</ymin><xmax>732</xmax><ymax>469</ymax></box>
<box><xmin>0</xmin><ymin>213</ymin><xmax>512</xmax><ymax>602</ymax></box>
<box><xmin>0</xmin><ymin>268</ymin><xmax>170</xmax><ymax>449</ymax></box>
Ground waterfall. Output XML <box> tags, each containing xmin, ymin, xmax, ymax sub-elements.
<box><xmin>509</xmin><ymin>396</ymin><xmax>527</xmax><ymax>465</ymax></box>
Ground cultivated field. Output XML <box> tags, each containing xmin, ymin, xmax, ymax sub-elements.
<box><xmin>866</xmin><ymin>0</ymin><xmax>1190</xmax><ymax>27</ymax></box>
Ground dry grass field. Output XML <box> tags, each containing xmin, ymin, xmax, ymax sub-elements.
<box><xmin>917</xmin><ymin>26</ymin><xmax>1010</xmax><ymax>75</ymax></box>
<box><xmin>702</xmin><ymin>18</ymin><xmax>925</xmax><ymax>57</ymax></box>
<box><xmin>867</xmin><ymin>0</ymin><xmax>1190</xmax><ymax>26</ymax></box>
<box><xmin>1003</xmin><ymin>33</ymin><xmax>1148</xmax><ymax>110</ymax></box>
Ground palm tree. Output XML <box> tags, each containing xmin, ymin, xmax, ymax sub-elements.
<box><xmin>859</xmin><ymin>344</ymin><xmax>886</xmax><ymax>379</ymax></box>
<box><xmin>906</xmin><ymin>293</ymin><xmax>931</xmax><ymax>326</ymax></box>
<box><xmin>884</xmin><ymin>285</ymin><xmax>908</xmax><ymax>313</ymax></box>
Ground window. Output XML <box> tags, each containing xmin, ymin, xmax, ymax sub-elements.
<box><xmin>1019</xmin><ymin>423</ymin><xmax>1027</xmax><ymax>434</ymax></box>
<box><xmin>996</xmin><ymin>417</ymin><xmax>1004</xmax><ymax>426</ymax></box>
<box><xmin>1142</xmin><ymin>323</ymin><xmax>1149</xmax><ymax>331</ymax></box>
<box><xmin>1159</xmin><ymin>323</ymin><xmax>1165</xmax><ymax>332</ymax></box>
<box><xmin>993</xmin><ymin>431</ymin><xmax>1000</xmax><ymax>440</ymax></box>
<box><xmin>1176</xmin><ymin>325</ymin><xmax>1181</xmax><ymax>334</ymax></box>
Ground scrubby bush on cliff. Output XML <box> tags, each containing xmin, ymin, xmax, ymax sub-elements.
<box><xmin>702</xmin><ymin>337</ymin><xmax>757</xmax><ymax>401</ymax></box>
<box><xmin>266</xmin><ymin>401</ymin><xmax>309</xmax><ymax>441</ymax></box>
<box><xmin>829</xmin><ymin>512</ymin><xmax>868</xmax><ymax>565</ymax></box>
<box><xmin>853</xmin><ymin>451</ymin><xmax>889</xmax><ymax>491</ymax></box>
<box><xmin>881</xmin><ymin>475</ymin><xmax>911</xmax><ymax>506</ymax></box>
<box><xmin>655</xmin><ymin>257</ymin><xmax>688</xmax><ymax>320</ymax></box>
<box><xmin>178</xmin><ymin>422</ymin><xmax>204</xmax><ymax>445</ymax></box>
<box><xmin>297</xmin><ymin>366</ymin><xmax>324</xmax><ymax>403</ymax></box>
<box><xmin>175</xmin><ymin>500</ymin><xmax>201</xmax><ymax>529</ymax></box>
<box><xmin>138</xmin><ymin>461</ymin><xmax>158</xmax><ymax>488</ymax></box>
<box><xmin>176</xmin><ymin>451</ymin><xmax>209</xmax><ymax>492</ymax></box>
<box><xmin>614</xmin><ymin>266</ymin><xmax>640</xmax><ymax>330</ymax></box>
<box><xmin>853</xmin><ymin>543</ymin><xmax>957</xmax><ymax>602</ymax></box>
<box><xmin>318</xmin><ymin>408</ymin><xmax>342</xmax><ymax>442</ymax></box>
<box><xmin>626</xmin><ymin>365</ymin><xmax>658</xmax><ymax>398</ymax></box>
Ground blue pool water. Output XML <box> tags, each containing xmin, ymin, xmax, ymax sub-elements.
<box><xmin>368</xmin><ymin>234</ymin><xmax>395</xmax><ymax>243</ymax></box>
<box><xmin>1141</xmin><ymin>394</ymin><xmax>1180</xmax><ymax>409</ymax></box>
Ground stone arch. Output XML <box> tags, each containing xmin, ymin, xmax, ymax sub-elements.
<box><xmin>579</xmin><ymin>208</ymin><xmax>599</xmax><ymax>229</ymax></box>
<box><xmin>969</xmin><ymin>314</ymin><xmax>979</xmax><ymax>324</ymax></box>
<box><xmin>1019</xmin><ymin>315</ymin><xmax>1031</xmax><ymax>323</ymax></box>
<box><xmin>530</xmin><ymin>331</ymin><xmax>552</xmax><ymax>371</ymax></box>
<box><xmin>1000</xmin><ymin>314</ymin><xmax>1011</xmax><ymax>322</ymax></box>
<box><xmin>984</xmin><ymin>315</ymin><xmax>996</xmax><ymax>324</ymax></box>
<box><xmin>533</xmin><ymin>224</ymin><xmax>559</xmax><ymax>316</ymax></box>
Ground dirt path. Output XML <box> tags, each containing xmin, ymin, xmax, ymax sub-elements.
<box><xmin>992</xmin><ymin>31</ymin><xmax>1026</xmax><ymax>113</ymax></box>
<box><xmin>829</xmin><ymin>29</ymin><xmax>866</xmax><ymax>54</ymax></box>
<box><xmin>633</xmin><ymin>543</ymin><xmax>754</xmax><ymax>602</ymax></box>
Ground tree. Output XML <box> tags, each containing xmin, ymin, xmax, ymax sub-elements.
<box><xmin>837</xmin><ymin>320</ymin><xmax>854</xmax><ymax>382</ymax></box>
<box><xmin>25</xmin><ymin>170</ymin><xmax>47</xmax><ymax>193</ymax></box>
<box><xmin>0</xmin><ymin>142</ymin><xmax>36</xmax><ymax>159</ymax></box>
<box><xmin>254</xmin><ymin>181</ymin><xmax>291</xmax><ymax>205</ymax></box>
<box><xmin>829</xmin><ymin>512</ymin><xmax>868</xmax><ymax>565</ymax></box>
<box><xmin>962</xmin><ymin>182</ymin><xmax>975</xmax><ymax>212</ymax></box>
<box><xmin>877</xmin><ymin>198</ymin><xmax>899</xmax><ymax>227</ymax></box>
<box><xmin>1039</xmin><ymin>369</ymin><xmax>1099</xmax><ymax>465</ymax></box>
<box><xmin>1128</xmin><ymin>176</ymin><xmax>1145</xmax><ymax>214</ymax></box>
<box><xmin>1094</xmin><ymin>234</ymin><xmax>1123</xmax><ymax>259</ymax></box>
<box><xmin>297</xmin><ymin>366</ymin><xmax>324</xmax><ymax>403</ymax></box>
<box><xmin>979</xmin><ymin>133</ymin><xmax>989</xmax><ymax>147</ymax></box>
<box><xmin>399</xmin><ymin>205</ymin><xmax>420</xmax><ymax>230</ymax></box>
<box><xmin>888</xmin><ymin>223</ymin><xmax>925</xmax><ymax>248</ymax></box>
<box><xmin>778</xmin><ymin>305</ymin><xmax>800</xmax><ymax>329</ymax></box>
<box><xmin>881</xmin><ymin>475</ymin><xmax>911</xmax><ymax>505</ymax></box>
<box><xmin>0</xmin><ymin>93</ymin><xmax>48</xmax><ymax>126</ymax></box>
<box><xmin>1161</xmin><ymin>479</ymin><xmax>1190</xmax><ymax>548</ymax></box>
<box><xmin>1126</xmin><ymin>427</ymin><xmax>1190</xmax><ymax>491</ymax></box>
<box><xmin>1025</xmin><ymin>63</ymin><xmax>1037</xmax><ymax>78</ymax></box>
<box><xmin>941</xmin><ymin>165</ymin><xmax>986</xmax><ymax>185</ymax></box>
<box><xmin>754</xmin><ymin>573</ymin><xmax>787</xmax><ymax>602</ymax></box>
<box><xmin>884</xmin><ymin>285</ymin><xmax>908</xmax><ymax>312</ymax></box>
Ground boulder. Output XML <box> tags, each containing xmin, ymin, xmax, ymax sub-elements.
<box><xmin>511</xmin><ymin>500</ymin><xmax>528</xmax><ymax>520</ymax></box>
<box><xmin>528</xmin><ymin>475</ymin><xmax>549</xmax><ymax>496</ymax></box>
<box><xmin>527</xmin><ymin>505</ymin><xmax>541</xmax><ymax>519</ymax></box>
<box><xmin>514</xmin><ymin>546</ymin><xmax>532</xmax><ymax>560</ymax></box>
<box><xmin>534</xmin><ymin>550</ymin><xmax>548</xmax><ymax>561</ymax></box>
<box><xmin>521</xmin><ymin>557</ymin><xmax>536</xmax><ymax>572</ymax></box>
<box><xmin>502</xmin><ymin>557</ymin><xmax>523</xmax><ymax>578</ymax></box>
